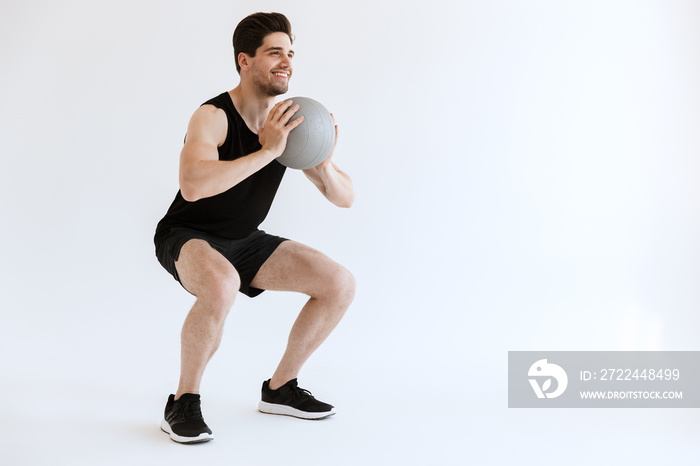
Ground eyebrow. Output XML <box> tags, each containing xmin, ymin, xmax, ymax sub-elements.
<box><xmin>265</xmin><ymin>46</ymin><xmax>294</xmax><ymax>56</ymax></box>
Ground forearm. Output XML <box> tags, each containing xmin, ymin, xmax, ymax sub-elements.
<box><xmin>312</xmin><ymin>163</ymin><xmax>355</xmax><ymax>208</ymax></box>
<box><xmin>179</xmin><ymin>148</ymin><xmax>277</xmax><ymax>202</ymax></box>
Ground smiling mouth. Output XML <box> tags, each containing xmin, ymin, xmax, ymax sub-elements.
<box><xmin>272</xmin><ymin>71</ymin><xmax>290</xmax><ymax>79</ymax></box>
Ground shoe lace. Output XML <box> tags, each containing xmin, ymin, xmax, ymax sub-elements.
<box><xmin>174</xmin><ymin>399</ymin><xmax>203</xmax><ymax>421</ymax></box>
<box><xmin>291</xmin><ymin>386</ymin><xmax>314</xmax><ymax>402</ymax></box>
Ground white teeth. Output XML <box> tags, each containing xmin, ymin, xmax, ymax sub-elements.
<box><xmin>273</xmin><ymin>72</ymin><xmax>289</xmax><ymax>77</ymax></box>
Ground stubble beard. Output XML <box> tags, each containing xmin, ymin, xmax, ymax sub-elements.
<box><xmin>252</xmin><ymin>71</ymin><xmax>288</xmax><ymax>97</ymax></box>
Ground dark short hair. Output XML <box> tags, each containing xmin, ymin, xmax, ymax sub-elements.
<box><xmin>232</xmin><ymin>12</ymin><xmax>293</xmax><ymax>73</ymax></box>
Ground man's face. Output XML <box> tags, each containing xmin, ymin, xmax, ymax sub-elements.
<box><xmin>245</xmin><ymin>32</ymin><xmax>294</xmax><ymax>97</ymax></box>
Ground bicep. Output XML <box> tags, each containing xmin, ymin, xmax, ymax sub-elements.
<box><xmin>180</xmin><ymin>105</ymin><xmax>228</xmax><ymax>166</ymax></box>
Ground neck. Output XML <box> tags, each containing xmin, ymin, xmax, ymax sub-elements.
<box><xmin>229</xmin><ymin>81</ymin><xmax>278</xmax><ymax>134</ymax></box>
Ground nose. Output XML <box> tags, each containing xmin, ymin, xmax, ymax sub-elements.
<box><xmin>279</xmin><ymin>54</ymin><xmax>292</xmax><ymax>69</ymax></box>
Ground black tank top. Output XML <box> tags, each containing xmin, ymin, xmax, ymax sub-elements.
<box><xmin>155</xmin><ymin>92</ymin><xmax>287</xmax><ymax>241</ymax></box>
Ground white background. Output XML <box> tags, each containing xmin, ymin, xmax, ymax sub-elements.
<box><xmin>2</xmin><ymin>0</ymin><xmax>699</xmax><ymax>464</ymax></box>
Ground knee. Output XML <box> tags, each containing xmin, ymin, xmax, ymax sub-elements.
<box><xmin>202</xmin><ymin>270</ymin><xmax>240</xmax><ymax>315</ymax></box>
<box><xmin>323</xmin><ymin>266</ymin><xmax>356</xmax><ymax>308</ymax></box>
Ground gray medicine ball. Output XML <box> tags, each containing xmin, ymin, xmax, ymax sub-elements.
<box><xmin>277</xmin><ymin>97</ymin><xmax>335</xmax><ymax>170</ymax></box>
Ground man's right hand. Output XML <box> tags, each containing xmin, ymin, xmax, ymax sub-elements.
<box><xmin>258</xmin><ymin>100</ymin><xmax>304</xmax><ymax>157</ymax></box>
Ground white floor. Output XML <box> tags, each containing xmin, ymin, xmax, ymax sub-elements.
<box><xmin>3</xmin><ymin>282</ymin><xmax>699</xmax><ymax>466</ymax></box>
<box><xmin>5</xmin><ymin>373</ymin><xmax>699</xmax><ymax>465</ymax></box>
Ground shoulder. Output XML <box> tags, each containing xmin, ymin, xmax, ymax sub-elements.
<box><xmin>186</xmin><ymin>104</ymin><xmax>228</xmax><ymax>146</ymax></box>
<box><xmin>193</xmin><ymin>103</ymin><xmax>227</xmax><ymax>123</ymax></box>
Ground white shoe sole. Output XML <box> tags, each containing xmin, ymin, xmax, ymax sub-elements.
<box><xmin>160</xmin><ymin>419</ymin><xmax>213</xmax><ymax>444</ymax></box>
<box><xmin>258</xmin><ymin>401</ymin><xmax>336</xmax><ymax>420</ymax></box>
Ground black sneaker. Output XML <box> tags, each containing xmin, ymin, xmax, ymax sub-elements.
<box><xmin>258</xmin><ymin>378</ymin><xmax>336</xmax><ymax>419</ymax></box>
<box><xmin>160</xmin><ymin>393</ymin><xmax>213</xmax><ymax>444</ymax></box>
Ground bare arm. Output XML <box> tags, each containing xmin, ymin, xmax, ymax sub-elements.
<box><xmin>303</xmin><ymin>162</ymin><xmax>355</xmax><ymax>208</ymax></box>
<box><xmin>302</xmin><ymin>117</ymin><xmax>355</xmax><ymax>208</ymax></box>
<box><xmin>179</xmin><ymin>100</ymin><xmax>303</xmax><ymax>202</ymax></box>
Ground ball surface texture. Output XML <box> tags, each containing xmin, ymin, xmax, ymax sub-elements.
<box><xmin>277</xmin><ymin>97</ymin><xmax>335</xmax><ymax>170</ymax></box>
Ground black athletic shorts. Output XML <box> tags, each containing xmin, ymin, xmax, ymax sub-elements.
<box><xmin>155</xmin><ymin>227</ymin><xmax>288</xmax><ymax>298</ymax></box>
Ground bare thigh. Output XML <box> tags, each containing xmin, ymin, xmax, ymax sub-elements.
<box><xmin>175</xmin><ymin>239</ymin><xmax>241</xmax><ymax>299</ymax></box>
<box><xmin>250</xmin><ymin>240</ymin><xmax>354</xmax><ymax>298</ymax></box>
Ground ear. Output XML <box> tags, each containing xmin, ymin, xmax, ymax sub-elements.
<box><xmin>238</xmin><ymin>52</ymin><xmax>251</xmax><ymax>72</ymax></box>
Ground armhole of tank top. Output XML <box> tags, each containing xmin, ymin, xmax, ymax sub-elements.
<box><xmin>200</xmin><ymin>101</ymin><xmax>232</xmax><ymax>159</ymax></box>
<box><xmin>218</xmin><ymin>109</ymin><xmax>233</xmax><ymax>159</ymax></box>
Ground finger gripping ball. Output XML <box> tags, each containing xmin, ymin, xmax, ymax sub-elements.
<box><xmin>277</xmin><ymin>97</ymin><xmax>335</xmax><ymax>170</ymax></box>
